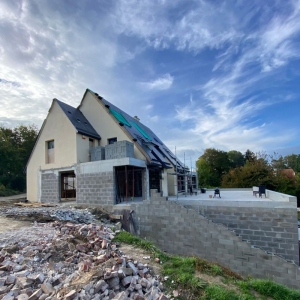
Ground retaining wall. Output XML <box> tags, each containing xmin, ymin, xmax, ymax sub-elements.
<box><xmin>128</xmin><ymin>191</ymin><xmax>300</xmax><ymax>289</ymax></box>
<box><xmin>183</xmin><ymin>204</ymin><xmax>299</xmax><ymax>264</ymax></box>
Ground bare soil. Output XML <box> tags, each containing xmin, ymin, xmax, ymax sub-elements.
<box><xmin>0</xmin><ymin>216</ymin><xmax>32</xmax><ymax>233</ymax></box>
<box><xmin>118</xmin><ymin>243</ymin><xmax>162</xmax><ymax>276</ymax></box>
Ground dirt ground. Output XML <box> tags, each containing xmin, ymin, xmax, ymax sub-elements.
<box><xmin>0</xmin><ymin>216</ymin><xmax>32</xmax><ymax>233</ymax></box>
<box><xmin>118</xmin><ymin>243</ymin><xmax>162</xmax><ymax>276</ymax></box>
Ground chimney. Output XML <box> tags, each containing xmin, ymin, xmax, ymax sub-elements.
<box><xmin>134</xmin><ymin>116</ymin><xmax>140</xmax><ymax>122</ymax></box>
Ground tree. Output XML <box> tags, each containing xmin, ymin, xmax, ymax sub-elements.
<box><xmin>196</xmin><ymin>158</ymin><xmax>213</xmax><ymax>187</ymax></box>
<box><xmin>197</xmin><ymin>148</ymin><xmax>230</xmax><ymax>187</ymax></box>
<box><xmin>0</xmin><ymin>124</ymin><xmax>38</xmax><ymax>192</ymax></box>
<box><xmin>284</xmin><ymin>154</ymin><xmax>300</xmax><ymax>173</ymax></box>
<box><xmin>227</xmin><ymin>150</ymin><xmax>245</xmax><ymax>168</ymax></box>
<box><xmin>245</xmin><ymin>149</ymin><xmax>255</xmax><ymax>163</ymax></box>
<box><xmin>221</xmin><ymin>157</ymin><xmax>275</xmax><ymax>188</ymax></box>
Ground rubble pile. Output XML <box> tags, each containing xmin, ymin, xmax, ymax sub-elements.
<box><xmin>0</xmin><ymin>207</ymin><xmax>95</xmax><ymax>224</ymax></box>
<box><xmin>0</xmin><ymin>221</ymin><xmax>169</xmax><ymax>300</ymax></box>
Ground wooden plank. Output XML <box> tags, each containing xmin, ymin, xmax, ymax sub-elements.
<box><xmin>14</xmin><ymin>203</ymin><xmax>56</xmax><ymax>207</ymax></box>
<box><xmin>109</xmin><ymin>214</ymin><xmax>123</xmax><ymax>220</ymax></box>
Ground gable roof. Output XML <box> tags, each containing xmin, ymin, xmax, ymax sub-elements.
<box><xmin>55</xmin><ymin>99</ymin><xmax>100</xmax><ymax>139</ymax></box>
<box><xmin>83</xmin><ymin>89</ymin><xmax>185</xmax><ymax>170</ymax></box>
<box><xmin>26</xmin><ymin>98</ymin><xmax>100</xmax><ymax>171</ymax></box>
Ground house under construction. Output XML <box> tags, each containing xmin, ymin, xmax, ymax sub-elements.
<box><xmin>26</xmin><ymin>89</ymin><xmax>198</xmax><ymax>208</ymax></box>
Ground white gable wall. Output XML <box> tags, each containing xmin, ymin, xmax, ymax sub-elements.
<box><xmin>26</xmin><ymin>101</ymin><xmax>77</xmax><ymax>202</ymax></box>
<box><xmin>79</xmin><ymin>92</ymin><xmax>146</xmax><ymax>162</ymax></box>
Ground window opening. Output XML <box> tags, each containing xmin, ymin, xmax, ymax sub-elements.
<box><xmin>46</xmin><ymin>140</ymin><xmax>54</xmax><ymax>163</ymax></box>
<box><xmin>108</xmin><ymin>137</ymin><xmax>117</xmax><ymax>145</ymax></box>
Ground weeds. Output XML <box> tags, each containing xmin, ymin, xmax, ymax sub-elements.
<box><xmin>238</xmin><ymin>279</ymin><xmax>300</xmax><ymax>300</ymax></box>
<box><xmin>195</xmin><ymin>258</ymin><xmax>243</xmax><ymax>280</ymax></box>
<box><xmin>113</xmin><ymin>231</ymin><xmax>300</xmax><ymax>300</ymax></box>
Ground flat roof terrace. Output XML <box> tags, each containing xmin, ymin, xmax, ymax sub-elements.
<box><xmin>168</xmin><ymin>188</ymin><xmax>297</xmax><ymax>209</ymax></box>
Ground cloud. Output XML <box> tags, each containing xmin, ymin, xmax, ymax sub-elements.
<box><xmin>144</xmin><ymin>104</ymin><xmax>153</xmax><ymax>110</ymax></box>
<box><xmin>140</xmin><ymin>74</ymin><xmax>174</xmax><ymax>90</ymax></box>
<box><xmin>0</xmin><ymin>0</ymin><xmax>299</xmax><ymax>165</ymax></box>
<box><xmin>113</xmin><ymin>0</ymin><xmax>242</xmax><ymax>53</ymax></box>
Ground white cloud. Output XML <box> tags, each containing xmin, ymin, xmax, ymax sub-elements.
<box><xmin>149</xmin><ymin>115</ymin><xmax>159</xmax><ymax>122</ymax></box>
<box><xmin>140</xmin><ymin>74</ymin><xmax>173</xmax><ymax>90</ymax></box>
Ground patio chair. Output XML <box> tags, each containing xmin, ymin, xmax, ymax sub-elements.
<box><xmin>213</xmin><ymin>187</ymin><xmax>221</xmax><ymax>198</ymax></box>
<box><xmin>253</xmin><ymin>186</ymin><xmax>259</xmax><ymax>197</ymax></box>
<box><xmin>258</xmin><ymin>185</ymin><xmax>266</xmax><ymax>198</ymax></box>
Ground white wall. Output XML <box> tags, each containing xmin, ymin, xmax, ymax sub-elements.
<box><xmin>79</xmin><ymin>92</ymin><xmax>146</xmax><ymax>162</ymax></box>
<box><xmin>26</xmin><ymin>101</ymin><xmax>77</xmax><ymax>202</ymax></box>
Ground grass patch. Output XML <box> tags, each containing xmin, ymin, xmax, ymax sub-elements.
<box><xmin>200</xmin><ymin>284</ymin><xmax>255</xmax><ymax>300</ymax></box>
<box><xmin>238</xmin><ymin>279</ymin><xmax>300</xmax><ymax>300</ymax></box>
<box><xmin>113</xmin><ymin>231</ymin><xmax>300</xmax><ymax>300</ymax></box>
<box><xmin>195</xmin><ymin>258</ymin><xmax>243</xmax><ymax>280</ymax></box>
<box><xmin>297</xmin><ymin>211</ymin><xmax>300</xmax><ymax>220</ymax></box>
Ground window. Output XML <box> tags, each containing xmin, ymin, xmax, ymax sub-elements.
<box><xmin>108</xmin><ymin>137</ymin><xmax>117</xmax><ymax>145</ymax></box>
<box><xmin>46</xmin><ymin>140</ymin><xmax>54</xmax><ymax>163</ymax></box>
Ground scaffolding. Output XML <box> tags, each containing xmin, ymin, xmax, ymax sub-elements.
<box><xmin>167</xmin><ymin>148</ymin><xmax>198</xmax><ymax>198</ymax></box>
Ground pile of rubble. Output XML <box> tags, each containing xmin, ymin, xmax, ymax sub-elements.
<box><xmin>0</xmin><ymin>221</ymin><xmax>169</xmax><ymax>300</ymax></box>
<box><xmin>0</xmin><ymin>207</ymin><xmax>95</xmax><ymax>224</ymax></box>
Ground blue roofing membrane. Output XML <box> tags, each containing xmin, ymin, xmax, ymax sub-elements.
<box><xmin>55</xmin><ymin>99</ymin><xmax>101</xmax><ymax>139</ymax></box>
<box><xmin>92</xmin><ymin>92</ymin><xmax>185</xmax><ymax>170</ymax></box>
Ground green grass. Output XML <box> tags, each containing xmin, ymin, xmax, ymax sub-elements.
<box><xmin>113</xmin><ymin>231</ymin><xmax>300</xmax><ymax>300</ymax></box>
<box><xmin>297</xmin><ymin>211</ymin><xmax>300</xmax><ymax>220</ymax></box>
<box><xmin>238</xmin><ymin>279</ymin><xmax>300</xmax><ymax>300</ymax></box>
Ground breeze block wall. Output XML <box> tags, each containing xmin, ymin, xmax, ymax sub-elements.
<box><xmin>129</xmin><ymin>190</ymin><xmax>300</xmax><ymax>289</ymax></box>
<box><xmin>76</xmin><ymin>171</ymin><xmax>114</xmax><ymax>206</ymax></box>
<box><xmin>183</xmin><ymin>205</ymin><xmax>299</xmax><ymax>264</ymax></box>
<box><xmin>40</xmin><ymin>173</ymin><xmax>60</xmax><ymax>203</ymax></box>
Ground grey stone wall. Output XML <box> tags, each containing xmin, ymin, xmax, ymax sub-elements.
<box><xmin>76</xmin><ymin>172</ymin><xmax>114</xmax><ymax>207</ymax></box>
<box><xmin>40</xmin><ymin>173</ymin><xmax>60</xmax><ymax>203</ymax></box>
<box><xmin>184</xmin><ymin>205</ymin><xmax>299</xmax><ymax>264</ymax></box>
<box><xmin>129</xmin><ymin>191</ymin><xmax>300</xmax><ymax>289</ymax></box>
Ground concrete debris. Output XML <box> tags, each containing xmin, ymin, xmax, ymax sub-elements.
<box><xmin>0</xmin><ymin>207</ymin><xmax>95</xmax><ymax>224</ymax></box>
<box><xmin>0</xmin><ymin>218</ymin><xmax>169</xmax><ymax>300</ymax></box>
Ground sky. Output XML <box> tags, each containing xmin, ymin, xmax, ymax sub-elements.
<box><xmin>1</xmin><ymin>0</ymin><xmax>300</xmax><ymax>165</ymax></box>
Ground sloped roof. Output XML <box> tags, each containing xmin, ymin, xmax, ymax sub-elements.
<box><xmin>55</xmin><ymin>99</ymin><xmax>100</xmax><ymax>139</ymax></box>
<box><xmin>87</xmin><ymin>90</ymin><xmax>185</xmax><ymax>170</ymax></box>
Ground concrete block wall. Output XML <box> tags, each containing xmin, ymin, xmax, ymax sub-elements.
<box><xmin>129</xmin><ymin>190</ymin><xmax>300</xmax><ymax>289</ymax></box>
<box><xmin>40</xmin><ymin>173</ymin><xmax>60</xmax><ymax>203</ymax></box>
<box><xmin>184</xmin><ymin>205</ymin><xmax>299</xmax><ymax>264</ymax></box>
<box><xmin>105</xmin><ymin>141</ymin><xmax>134</xmax><ymax>160</ymax></box>
<box><xmin>90</xmin><ymin>146</ymin><xmax>105</xmax><ymax>161</ymax></box>
<box><xmin>76</xmin><ymin>171</ymin><xmax>114</xmax><ymax>207</ymax></box>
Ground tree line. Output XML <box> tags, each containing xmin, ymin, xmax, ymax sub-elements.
<box><xmin>0</xmin><ymin>125</ymin><xmax>38</xmax><ymax>196</ymax></box>
<box><xmin>196</xmin><ymin>148</ymin><xmax>300</xmax><ymax>199</ymax></box>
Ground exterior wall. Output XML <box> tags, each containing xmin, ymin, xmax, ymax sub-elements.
<box><xmin>27</xmin><ymin>101</ymin><xmax>77</xmax><ymax>202</ymax></box>
<box><xmin>161</xmin><ymin>169</ymin><xmax>168</xmax><ymax>197</ymax></box>
<box><xmin>129</xmin><ymin>191</ymin><xmax>300</xmax><ymax>289</ymax></box>
<box><xmin>76</xmin><ymin>158</ymin><xmax>147</xmax><ymax>208</ymax></box>
<box><xmin>40</xmin><ymin>173</ymin><xmax>60</xmax><ymax>203</ymax></box>
<box><xmin>184</xmin><ymin>205</ymin><xmax>299</xmax><ymax>264</ymax></box>
<box><xmin>79</xmin><ymin>92</ymin><xmax>146</xmax><ymax>162</ymax></box>
<box><xmin>167</xmin><ymin>166</ymin><xmax>177</xmax><ymax>196</ymax></box>
<box><xmin>76</xmin><ymin>134</ymin><xmax>91</xmax><ymax>163</ymax></box>
<box><xmin>76</xmin><ymin>172</ymin><xmax>114</xmax><ymax>207</ymax></box>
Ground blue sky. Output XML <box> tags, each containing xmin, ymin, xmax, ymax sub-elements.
<box><xmin>0</xmin><ymin>0</ymin><xmax>300</xmax><ymax>164</ymax></box>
